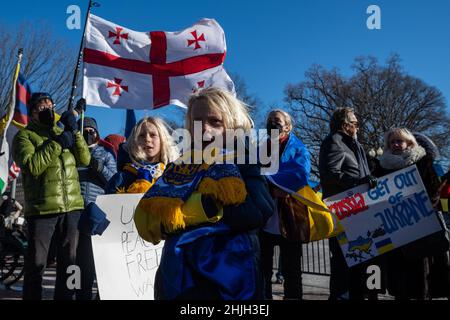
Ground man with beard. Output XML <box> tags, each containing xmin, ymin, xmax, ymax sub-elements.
<box><xmin>319</xmin><ymin>107</ymin><xmax>378</xmax><ymax>300</ymax></box>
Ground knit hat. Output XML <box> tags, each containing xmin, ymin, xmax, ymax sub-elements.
<box><xmin>29</xmin><ymin>92</ymin><xmax>53</xmax><ymax>111</ymax></box>
<box><xmin>78</xmin><ymin>117</ymin><xmax>99</xmax><ymax>133</ymax></box>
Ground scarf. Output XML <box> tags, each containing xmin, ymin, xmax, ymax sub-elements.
<box><xmin>134</xmin><ymin>152</ymin><xmax>247</xmax><ymax>244</ymax></box>
<box><xmin>117</xmin><ymin>162</ymin><xmax>165</xmax><ymax>194</ymax></box>
<box><xmin>379</xmin><ymin>145</ymin><xmax>426</xmax><ymax>170</ymax></box>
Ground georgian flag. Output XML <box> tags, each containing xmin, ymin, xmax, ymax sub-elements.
<box><xmin>83</xmin><ymin>14</ymin><xmax>235</xmax><ymax>109</ymax></box>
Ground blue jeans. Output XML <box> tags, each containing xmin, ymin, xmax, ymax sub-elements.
<box><xmin>23</xmin><ymin>211</ymin><xmax>81</xmax><ymax>300</ymax></box>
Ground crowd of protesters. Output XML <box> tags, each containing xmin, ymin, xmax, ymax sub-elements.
<box><xmin>5</xmin><ymin>88</ymin><xmax>450</xmax><ymax>300</ymax></box>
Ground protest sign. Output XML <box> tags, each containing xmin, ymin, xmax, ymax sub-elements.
<box><xmin>92</xmin><ymin>194</ymin><xmax>163</xmax><ymax>300</ymax></box>
<box><xmin>324</xmin><ymin>165</ymin><xmax>442</xmax><ymax>267</ymax></box>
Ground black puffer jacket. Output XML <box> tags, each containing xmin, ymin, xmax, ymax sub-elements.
<box><xmin>319</xmin><ymin>132</ymin><xmax>370</xmax><ymax>198</ymax></box>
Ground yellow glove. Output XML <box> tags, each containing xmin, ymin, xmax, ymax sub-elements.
<box><xmin>182</xmin><ymin>192</ymin><xmax>223</xmax><ymax>228</ymax></box>
<box><xmin>134</xmin><ymin>205</ymin><xmax>162</xmax><ymax>245</ymax></box>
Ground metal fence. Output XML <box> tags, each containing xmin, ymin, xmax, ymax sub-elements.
<box><xmin>301</xmin><ymin>239</ymin><xmax>331</xmax><ymax>275</ymax></box>
<box><xmin>273</xmin><ymin>239</ymin><xmax>331</xmax><ymax>276</ymax></box>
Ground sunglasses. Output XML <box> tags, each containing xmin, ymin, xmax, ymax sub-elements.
<box><xmin>347</xmin><ymin>121</ymin><xmax>359</xmax><ymax>128</ymax></box>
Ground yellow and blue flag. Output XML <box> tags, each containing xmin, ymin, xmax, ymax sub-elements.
<box><xmin>375</xmin><ymin>238</ymin><xmax>395</xmax><ymax>255</ymax></box>
<box><xmin>266</xmin><ymin>133</ymin><xmax>334</xmax><ymax>242</ymax></box>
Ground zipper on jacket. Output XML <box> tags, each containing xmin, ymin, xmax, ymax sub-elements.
<box><xmin>60</xmin><ymin>154</ymin><xmax>69</xmax><ymax>212</ymax></box>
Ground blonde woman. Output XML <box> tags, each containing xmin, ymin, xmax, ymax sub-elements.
<box><xmin>373</xmin><ymin>127</ymin><xmax>448</xmax><ymax>300</ymax></box>
<box><xmin>135</xmin><ymin>87</ymin><xmax>275</xmax><ymax>300</ymax></box>
<box><xmin>106</xmin><ymin>117</ymin><xmax>178</xmax><ymax>194</ymax></box>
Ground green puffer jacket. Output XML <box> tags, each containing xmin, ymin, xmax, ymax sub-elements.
<box><xmin>12</xmin><ymin>120</ymin><xmax>91</xmax><ymax>216</ymax></box>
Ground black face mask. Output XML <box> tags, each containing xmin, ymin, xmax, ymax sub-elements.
<box><xmin>266</xmin><ymin>121</ymin><xmax>284</xmax><ymax>133</ymax></box>
<box><xmin>83</xmin><ymin>131</ymin><xmax>97</xmax><ymax>146</ymax></box>
<box><xmin>38</xmin><ymin>108</ymin><xmax>55</xmax><ymax>127</ymax></box>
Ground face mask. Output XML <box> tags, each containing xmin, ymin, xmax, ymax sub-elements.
<box><xmin>38</xmin><ymin>108</ymin><xmax>55</xmax><ymax>127</ymax></box>
<box><xmin>83</xmin><ymin>131</ymin><xmax>97</xmax><ymax>146</ymax></box>
<box><xmin>267</xmin><ymin>121</ymin><xmax>284</xmax><ymax>133</ymax></box>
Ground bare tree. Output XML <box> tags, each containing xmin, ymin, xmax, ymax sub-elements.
<box><xmin>229</xmin><ymin>72</ymin><xmax>262</xmax><ymax>113</ymax></box>
<box><xmin>228</xmin><ymin>71</ymin><xmax>270</xmax><ymax>129</ymax></box>
<box><xmin>0</xmin><ymin>22</ymin><xmax>78</xmax><ymax>115</ymax></box>
<box><xmin>285</xmin><ymin>55</ymin><xmax>450</xmax><ymax>177</ymax></box>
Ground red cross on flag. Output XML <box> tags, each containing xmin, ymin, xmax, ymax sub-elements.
<box><xmin>83</xmin><ymin>14</ymin><xmax>235</xmax><ymax>109</ymax></box>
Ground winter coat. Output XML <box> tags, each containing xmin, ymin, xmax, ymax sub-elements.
<box><xmin>319</xmin><ymin>132</ymin><xmax>371</xmax><ymax>199</ymax></box>
<box><xmin>373</xmin><ymin>142</ymin><xmax>449</xmax><ymax>299</ymax></box>
<box><xmin>319</xmin><ymin>132</ymin><xmax>376</xmax><ymax>299</ymax></box>
<box><xmin>12</xmin><ymin>120</ymin><xmax>91</xmax><ymax>216</ymax></box>
<box><xmin>78</xmin><ymin>144</ymin><xmax>117</xmax><ymax>205</ymax></box>
<box><xmin>154</xmin><ymin>163</ymin><xmax>275</xmax><ymax>300</ymax></box>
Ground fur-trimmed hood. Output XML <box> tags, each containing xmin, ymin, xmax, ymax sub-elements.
<box><xmin>379</xmin><ymin>145</ymin><xmax>427</xmax><ymax>170</ymax></box>
<box><xmin>413</xmin><ymin>132</ymin><xmax>440</xmax><ymax>160</ymax></box>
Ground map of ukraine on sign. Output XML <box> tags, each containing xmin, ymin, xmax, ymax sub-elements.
<box><xmin>324</xmin><ymin>165</ymin><xmax>443</xmax><ymax>267</ymax></box>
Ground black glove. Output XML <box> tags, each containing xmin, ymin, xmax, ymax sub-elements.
<box><xmin>360</xmin><ymin>175</ymin><xmax>378</xmax><ymax>189</ymax></box>
<box><xmin>0</xmin><ymin>198</ymin><xmax>14</xmax><ymax>217</ymax></box>
<box><xmin>54</xmin><ymin>131</ymin><xmax>75</xmax><ymax>149</ymax></box>
<box><xmin>75</xmin><ymin>98</ymin><xmax>87</xmax><ymax>115</ymax></box>
<box><xmin>201</xmin><ymin>194</ymin><xmax>221</xmax><ymax>218</ymax></box>
<box><xmin>90</xmin><ymin>156</ymin><xmax>104</xmax><ymax>173</ymax></box>
<box><xmin>60</xmin><ymin>110</ymin><xmax>78</xmax><ymax>132</ymax></box>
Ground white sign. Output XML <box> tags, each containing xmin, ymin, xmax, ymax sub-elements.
<box><xmin>92</xmin><ymin>194</ymin><xmax>163</xmax><ymax>300</ymax></box>
<box><xmin>324</xmin><ymin>165</ymin><xmax>442</xmax><ymax>267</ymax></box>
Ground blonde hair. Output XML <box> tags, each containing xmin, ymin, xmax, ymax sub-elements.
<box><xmin>126</xmin><ymin>117</ymin><xmax>178</xmax><ymax>165</ymax></box>
<box><xmin>185</xmin><ymin>87</ymin><xmax>254</xmax><ymax>133</ymax></box>
<box><xmin>384</xmin><ymin>127</ymin><xmax>419</xmax><ymax>151</ymax></box>
<box><xmin>267</xmin><ymin>109</ymin><xmax>293</xmax><ymax>133</ymax></box>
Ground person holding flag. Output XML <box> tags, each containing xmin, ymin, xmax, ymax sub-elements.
<box><xmin>260</xmin><ymin>109</ymin><xmax>334</xmax><ymax>300</ymax></box>
<box><xmin>12</xmin><ymin>91</ymin><xmax>90</xmax><ymax>300</ymax></box>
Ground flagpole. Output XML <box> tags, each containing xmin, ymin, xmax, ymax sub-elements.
<box><xmin>67</xmin><ymin>0</ymin><xmax>97</xmax><ymax>112</ymax></box>
<box><xmin>10</xmin><ymin>178</ymin><xmax>17</xmax><ymax>200</ymax></box>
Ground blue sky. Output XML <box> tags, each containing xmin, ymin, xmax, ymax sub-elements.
<box><xmin>2</xmin><ymin>0</ymin><xmax>450</xmax><ymax>136</ymax></box>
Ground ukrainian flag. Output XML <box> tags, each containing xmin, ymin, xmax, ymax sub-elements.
<box><xmin>375</xmin><ymin>238</ymin><xmax>395</xmax><ymax>255</ymax></box>
<box><xmin>266</xmin><ymin>133</ymin><xmax>334</xmax><ymax>242</ymax></box>
<box><xmin>336</xmin><ymin>232</ymin><xmax>349</xmax><ymax>245</ymax></box>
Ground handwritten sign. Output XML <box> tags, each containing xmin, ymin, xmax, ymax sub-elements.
<box><xmin>324</xmin><ymin>165</ymin><xmax>442</xmax><ymax>267</ymax></box>
<box><xmin>92</xmin><ymin>194</ymin><xmax>163</xmax><ymax>300</ymax></box>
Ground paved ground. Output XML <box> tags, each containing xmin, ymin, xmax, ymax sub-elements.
<box><xmin>0</xmin><ymin>268</ymin><xmax>391</xmax><ymax>300</ymax></box>
<box><xmin>0</xmin><ymin>270</ymin><xmax>329</xmax><ymax>300</ymax></box>
<box><xmin>0</xmin><ymin>240</ymin><xmax>390</xmax><ymax>300</ymax></box>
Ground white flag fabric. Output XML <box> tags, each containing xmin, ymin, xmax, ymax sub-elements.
<box><xmin>83</xmin><ymin>14</ymin><xmax>235</xmax><ymax>109</ymax></box>
<box><xmin>0</xmin><ymin>70</ymin><xmax>19</xmax><ymax>193</ymax></box>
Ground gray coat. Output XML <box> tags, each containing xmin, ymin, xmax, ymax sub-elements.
<box><xmin>319</xmin><ymin>132</ymin><xmax>370</xmax><ymax>199</ymax></box>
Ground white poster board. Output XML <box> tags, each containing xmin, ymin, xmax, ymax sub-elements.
<box><xmin>92</xmin><ymin>194</ymin><xmax>163</xmax><ymax>300</ymax></box>
<box><xmin>324</xmin><ymin>165</ymin><xmax>442</xmax><ymax>267</ymax></box>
